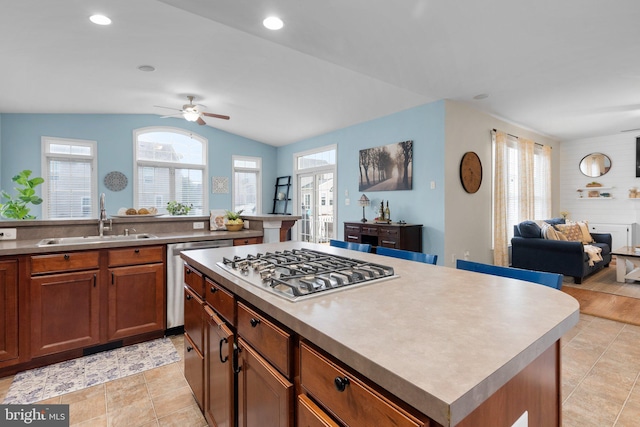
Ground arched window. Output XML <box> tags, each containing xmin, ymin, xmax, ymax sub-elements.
<box><xmin>134</xmin><ymin>127</ymin><xmax>208</xmax><ymax>215</ymax></box>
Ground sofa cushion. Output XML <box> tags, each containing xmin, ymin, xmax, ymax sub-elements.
<box><xmin>554</xmin><ymin>223</ymin><xmax>583</xmax><ymax>242</ymax></box>
<box><xmin>518</xmin><ymin>221</ymin><xmax>542</xmax><ymax>238</ymax></box>
<box><xmin>544</xmin><ymin>218</ymin><xmax>566</xmax><ymax>226</ymax></box>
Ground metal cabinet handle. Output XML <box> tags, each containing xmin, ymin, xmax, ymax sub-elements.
<box><xmin>250</xmin><ymin>318</ymin><xmax>260</xmax><ymax>328</ymax></box>
<box><xmin>134</xmin><ymin>249</ymin><xmax>140</xmax><ymax>254</ymax></box>
<box><xmin>186</xmin><ymin>294</ymin><xmax>192</xmax><ymax>300</ymax></box>
<box><xmin>186</xmin><ymin>268</ymin><xmax>191</xmax><ymax>275</ymax></box>
<box><xmin>219</xmin><ymin>337</ymin><xmax>229</xmax><ymax>363</ymax></box>
<box><xmin>64</xmin><ymin>254</ymin><xmax>70</xmax><ymax>260</ymax></box>
<box><xmin>334</xmin><ymin>376</ymin><xmax>350</xmax><ymax>392</ymax></box>
<box><xmin>93</xmin><ymin>273</ymin><xmax>97</xmax><ymax>288</ymax></box>
<box><xmin>210</xmin><ymin>286</ymin><xmax>218</xmax><ymax>294</ymax></box>
<box><xmin>186</xmin><ymin>346</ymin><xmax>193</xmax><ymax>352</ymax></box>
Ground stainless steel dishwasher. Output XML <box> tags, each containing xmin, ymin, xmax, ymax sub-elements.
<box><xmin>166</xmin><ymin>239</ymin><xmax>233</xmax><ymax>332</ymax></box>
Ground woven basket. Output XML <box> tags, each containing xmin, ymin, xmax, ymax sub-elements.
<box><xmin>226</xmin><ymin>222</ymin><xmax>244</xmax><ymax>231</ymax></box>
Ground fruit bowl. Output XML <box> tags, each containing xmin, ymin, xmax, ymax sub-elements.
<box><xmin>226</xmin><ymin>222</ymin><xmax>244</xmax><ymax>231</ymax></box>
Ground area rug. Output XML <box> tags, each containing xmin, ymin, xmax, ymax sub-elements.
<box><xmin>2</xmin><ymin>337</ymin><xmax>181</xmax><ymax>404</ymax></box>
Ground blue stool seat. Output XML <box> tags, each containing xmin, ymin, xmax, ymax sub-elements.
<box><xmin>329</xmin><ymin>239</ymin><xmax>371</xmax><ymax>253</ymax></box>
<box><xmin>376</xmin><ymin>246</ymin><xmax>437</xmax><ymax>265</ymax></box>
<box><xmin>456</xmin><ymin>259</ymin><xmax>563</xmax><ymax>289</ymax></box>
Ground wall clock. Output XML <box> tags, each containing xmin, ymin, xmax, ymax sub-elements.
<box><xmin>460</xmin><ymin>152</ymin><xmax>482</xmax><ymax>194</ymax></box>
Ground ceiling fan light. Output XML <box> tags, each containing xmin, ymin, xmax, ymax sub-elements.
<box><xmin>89</xmin><ymin>14</ymin><xmax>112</xmax><ymax>25</ymax></box>
<box><xmin>183</xmin><ymin>111</ymin><xmax>200</xmax><ymax>122</ymax></box>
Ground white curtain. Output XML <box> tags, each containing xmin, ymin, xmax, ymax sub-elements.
<box><xmin>493</xmin><ymin>131</ymin><xmax>551</xmax><ymax>266</ymax></box>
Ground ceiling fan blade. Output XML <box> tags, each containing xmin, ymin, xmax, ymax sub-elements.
<box><xmin>202</xmin><ymin>112</ymin><xmax>230</xmax><ymax>120</ymax></box>
<box><xmin>159</xmin><ymin>114</ymin><xmax>182</xmax><ymax>118</ymax></box>
<box><xmin>196</xmin><ymin>117</ymin><xmax>206</xmax><ymax>125</ymax></box>
<box><xmin>154</xmin><ymin>105</ymin><xmax>183</xmax><ymax>112</ymax></box>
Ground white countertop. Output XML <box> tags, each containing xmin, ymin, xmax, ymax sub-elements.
<box><xmin>181</xmin><ymin>241</ymin><xmax>579</xmax><ymax>426</ymax></box>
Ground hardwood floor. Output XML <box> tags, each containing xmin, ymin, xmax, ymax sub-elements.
<box><xmin>562</xmin><ymin>286</ymin><xmax>640</xmax><ymax>326</ymax></box>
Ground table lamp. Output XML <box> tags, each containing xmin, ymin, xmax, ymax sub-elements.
<box><xmin>358</xmin><ymin>194</ymin><xmax>370</xmax><ymax>223</ymax></box>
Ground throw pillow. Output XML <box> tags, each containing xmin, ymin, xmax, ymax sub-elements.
<box><xmin>541</xmin><ymin>223</ymin><xmax>566</xmax><ymax>240</ymax></box>
<box><xmin>573</xmin><ymin>221</ymin><xmax>594</xmax><ymax>244</ymax></box>
<box><xmin>544</xmin><ymin>218</ymin><xmax>566</xmax><ymax>226</ymax></box>
<box><xmin>518</xmin><ymin>221</ymin><xmax>542</xmax><ymax>238</ymax></box>
<box><xmin>554</xmin><ymin>223</ymin><xmax>582</xmax><ymax>242</ymax></box>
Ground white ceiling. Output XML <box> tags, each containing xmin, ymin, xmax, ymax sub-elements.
<box><xmin>2</xmin><ymin>0</ymin><xmax>640</xmax><ymax>146</ymax></box>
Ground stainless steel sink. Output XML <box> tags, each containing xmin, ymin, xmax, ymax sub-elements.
<box><xmin>37</xmin><ymin>234</ymin><xmax>158</xmax><ymax>246</ymax></box>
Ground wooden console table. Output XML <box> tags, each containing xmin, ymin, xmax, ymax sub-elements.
<box><xmin>344</xmin><ymin>221</ymin><xmax>423</xmax><ymax>253</ymax></box>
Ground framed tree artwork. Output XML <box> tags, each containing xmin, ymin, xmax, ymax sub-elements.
<box><xmin>359</xmin><ymin>140</ymin><xmax>413</xmax><ymax>191</ymax></box>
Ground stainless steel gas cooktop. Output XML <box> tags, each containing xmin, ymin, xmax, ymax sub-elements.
<box><xmin>217</xmin><ymin>248</ymin><xmax>397</xmax><ymax>301</ymax></box>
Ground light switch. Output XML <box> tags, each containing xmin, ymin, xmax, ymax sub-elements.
<box><xmin>430</xmin><ymin>181</ymin><xmax>436</xmax><ymax>189</ymax></box>
<box><xmin>345</xmin><ymin>198</ymin><xmax>350</xmax><ymax>206</ymax></box>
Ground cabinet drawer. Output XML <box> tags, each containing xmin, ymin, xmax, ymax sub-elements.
<box><xmin>361</xmin><ymin>226</ymin><xmax>378</xmax><ymax>235</ymax></box>
<box><xmin>300</xmin><ymin>342</ymin><xmax>426</xmax><ymax>427</ymax></box>
<box><xmin>344</xmin><ymin>224</ymin><xmax>361</xmax><ymax>233</ymax></box>
<box><xmin>31</xmin><ymin>251</ymin><xmax>100</xmax><ymax>274</ymax></box>
<box><xmin>108</xmin><ymin>245</ymin><xmax>163</xmax><ymax>267</ymax></box>
<box><xmin>379</xmin><ymin>228</ymin><xmax>399</xmax><ymax>238</ymax></box>
<box><xmin>297</xmin><ymin>394</ymin><xmax>340</xmax><ymax>427</ymax></box>
<box><xmin>184</xmin><ymin>264</ymin><xmax>205</xmax><ymax>297</ymax></box>
<box><xmin>205</xmin><ymin>278</ymin><xmax>235</xmax><ymax>326</ymax></box>
<box><xmin>184</xmin><ymin>286</ymin><xmax>204</xmax><ymax>353</ymax></box>
<box><xmin>237</xmin><ymin>302</ymin><xmax>291</xmax><ymax>378</ymax></box>
<box><xmin>233</xmin><ymin>237</ymin><xmax>262</xmax><ymax>246</ymax></box>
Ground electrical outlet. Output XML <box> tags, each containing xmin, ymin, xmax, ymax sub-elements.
<box><xmin>464</xmin><ymin>251</ymin><xmax>470</xmax><ymax>260</ymax></box>
<box><xmin>430</xmin><ymin>181</ymin><xmax>436</xmax><ymax>189</ymax></box>
<box><xmin>451</xmin><ymin>253</ymin><xmax>457</xmax><ymax>264</ymax></box>
<box><xmin>193</xmin><ymin>222</ymin><xmax>204</xmax><ymax>229</ymax></box>
<box><xmin>345</xmin><ymin>198</ymin><xmax>350</xmax><ymax>206</ymax></box>
<box><xmin>0</xmin><ymin>228</ymin><xmax>17</xmax><ymax>240</ymax></box>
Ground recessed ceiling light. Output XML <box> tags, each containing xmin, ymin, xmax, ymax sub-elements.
<box><xmin>263</xmin><ymin>16</ymin><xmax>284</xmax><ymax>30</ymax></box>
<box><xmin>137</xmin><ymin>65</ymin><xmax>156</xmax><ymax>72</ymax></box>
<box><xmin>473</xmin><ymin>93</ymin><xmax>489</xmax><ymax>100</ymax></box>
<box><xmin>89</xmin><ymin>14</ymin><xmax>112</xmax><ymax>25</ymax></box>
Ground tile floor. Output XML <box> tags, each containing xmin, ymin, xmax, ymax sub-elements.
<box><xmin>1</xmin><ymin>317</ymin><xmax>639</xmax><ymax>426</ymax></box>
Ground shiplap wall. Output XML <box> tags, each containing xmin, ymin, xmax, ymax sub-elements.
<box><xmin>560</xmin><ymin>133</ymin><xmax>640</xmax><ymax>245</ymax></box>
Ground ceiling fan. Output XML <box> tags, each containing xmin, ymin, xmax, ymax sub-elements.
<box><xmin>154</xmin><ymin>96</ymin><xmax>230</xmax><ymax>125</ymax></box>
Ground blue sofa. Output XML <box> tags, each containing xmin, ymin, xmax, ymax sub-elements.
<box><xmin>511</xmin><ymin>219</ymin><xmax>612</xmax><ymax>284</ymax></box>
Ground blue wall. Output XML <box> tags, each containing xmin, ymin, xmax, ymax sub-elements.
<box><xmin>276</xmin><ymin>101</ymin><xmax>446</xmax><ymax>258</ymax></box>
<box><xmin>0</xmin><ymin>114</ymin><xmax>276</xmax><ymax>217</ymax></box>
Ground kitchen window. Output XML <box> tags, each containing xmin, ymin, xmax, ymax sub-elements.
<box><xmin>134</xmin><ymin>127</ymin><xmax>208</xmax><ymax>215</ymax></box>
<box><xmin>232</xmin><ymin>156</ymin><xmax>261</xmax><ymax>215</ymax></box>
<box><xmin>41</xmin><ymin>137</ymin><xmax>97</xmax><ymax>219</ymax></box>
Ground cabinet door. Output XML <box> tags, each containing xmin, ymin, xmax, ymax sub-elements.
<box><xmin>107</xmin><ymin>263</ymin><xmax>165</xmax><ymax>341</ymax></box>
<box><xmin>184</xmin><ymin>285</ymin><xmax>205</xmax><ymax>353</ymax></box>
<box><xmin>237</xmin><ymin>338</ymin><xmax>293</xmax><ymax>427</ymax></box>
<box><xmin>205</xmin><ymin>307</ymin><xmax>235</xmax><ymax>427</ymax></box>
<box><xmin>31</xmin><ymin>271</ymin><xmax>100</xmax><ymax>357</ymax></box>
<box><xmin>233</xmin><ymin>237</ymin><xmax>263</xmax><ymax>246</ymax></box>
<box><xmin>185</xmin><ymin>332</ymin><xmax>205</xmax><ymax>411</ymax></box>
<box><xmin>0</xmin><ymin>260</ymin><xmax>18</xmax><ymax>363</ymax></box>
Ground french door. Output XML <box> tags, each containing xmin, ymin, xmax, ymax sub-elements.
<box><xmin>297</xmin><ymin>171</ymin><xmax>335</xmax><ymax>243</ymax></box>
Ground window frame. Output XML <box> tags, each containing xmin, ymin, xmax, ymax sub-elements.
<box><xmin>232</xmin><ymin>155</ymin><xmax>262</xmax><ymax>215</ymax></box>
<box><xmin>41</xmin><ymin>136</ymin><xmax>98</xmax><ymax>219</ymax></box>
<box><xmin>133</xmin><ymin>126</ymin><xmax>208</xmax><ymax>215</ymax></box>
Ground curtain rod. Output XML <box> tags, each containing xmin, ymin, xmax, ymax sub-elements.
<box><xmin>491</xmin><ymin>128</ymin><xmax>548</xmax><ymax>148</ymax></box>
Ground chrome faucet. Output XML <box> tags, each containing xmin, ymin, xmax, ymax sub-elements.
<box><xmin>99</xmin><ymin>193</ymin><xmax>112</xmax><ymax>237</ymax></box>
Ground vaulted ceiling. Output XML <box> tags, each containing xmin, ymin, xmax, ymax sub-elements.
<box><xmin>2</xmin><ymin>0</ymin><xmax>640</xmax><ymax>146</ymax></box>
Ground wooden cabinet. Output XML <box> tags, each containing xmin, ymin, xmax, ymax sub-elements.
<box><xmin>237</xmin><ymin>337</ymin><xmax>293</xmax><ymax>427</ymax></box>
<box><xmin>300</xmin><ymin>341</ymin><xmax>429</xmax><ymax>427</ymax></box>
<box><xmin>233</xmin><ymin>236</ymin><xmax>263</xmax><ymax>246</ymax></box>
<box><xmin>107</xmin><ymin>245</ymin><xmax>165</xmax><ymax>341</ymax></box>
<box><xmin>30</xmin><ymin>251</ymin><xmax>101</xmax><ymax>357</ymax></box>
<box><xmin>27</xmin><ymin>246</ymin><xmax>165</xmax><ymax>362</ymax></box>
<box><xmin>185</xmin><ymin>332</ymin><xmax>205</xmax><ymax>411</ymax></box>
<box><xmin>343</xmin><ymin>222</ymin><xmax>422</xmax><ymax>252</ymax></box>
<box><xmin>205</xmin><ymin>306</ymin><xmax>235</xmax><ymax>427</ymax></box>
<box><xmin>297</xmin><ymin>394</ymin><xmax>340</xmax><ymax>427</ymax></box>
<box><xmin>0</xmin><ymin>260</ymin><xmax>19</xmax><ymax>364</ymax></box>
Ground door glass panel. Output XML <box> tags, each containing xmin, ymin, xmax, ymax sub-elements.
<box><xmin>299</xmin><ymin>175</ymin><xmax>314</xmax><ymax>243</ymax></box>
<box><xmin>298</xmin><ymin>172</ymin><xmax>335</xmax><ymax>243</ymax></box>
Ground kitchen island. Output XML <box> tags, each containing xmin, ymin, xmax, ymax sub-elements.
<box><xmin>181</xmin><ymin>241</ymin><xmax>579</xmax><ymax>427</ymax></box>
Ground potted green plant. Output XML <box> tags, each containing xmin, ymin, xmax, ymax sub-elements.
<box><xmin>166</xmin><ymin>201</ymin><xmax>192</xmax><ymax>215</ymax></box>
<box><xmin>225</xmin><ymin>209</ymin><xmax>244</xmax><ymax>231</ymax></box>
<box><xmin>0</xmin><ymin>170</ymin><xmax>44</xmax><ymax>219</ymax></box>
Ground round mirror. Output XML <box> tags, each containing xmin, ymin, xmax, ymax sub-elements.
<box><xmin>579</xmin><ymin>152</ymin><xmax>612</xmax><ymax>177</ymax></box>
